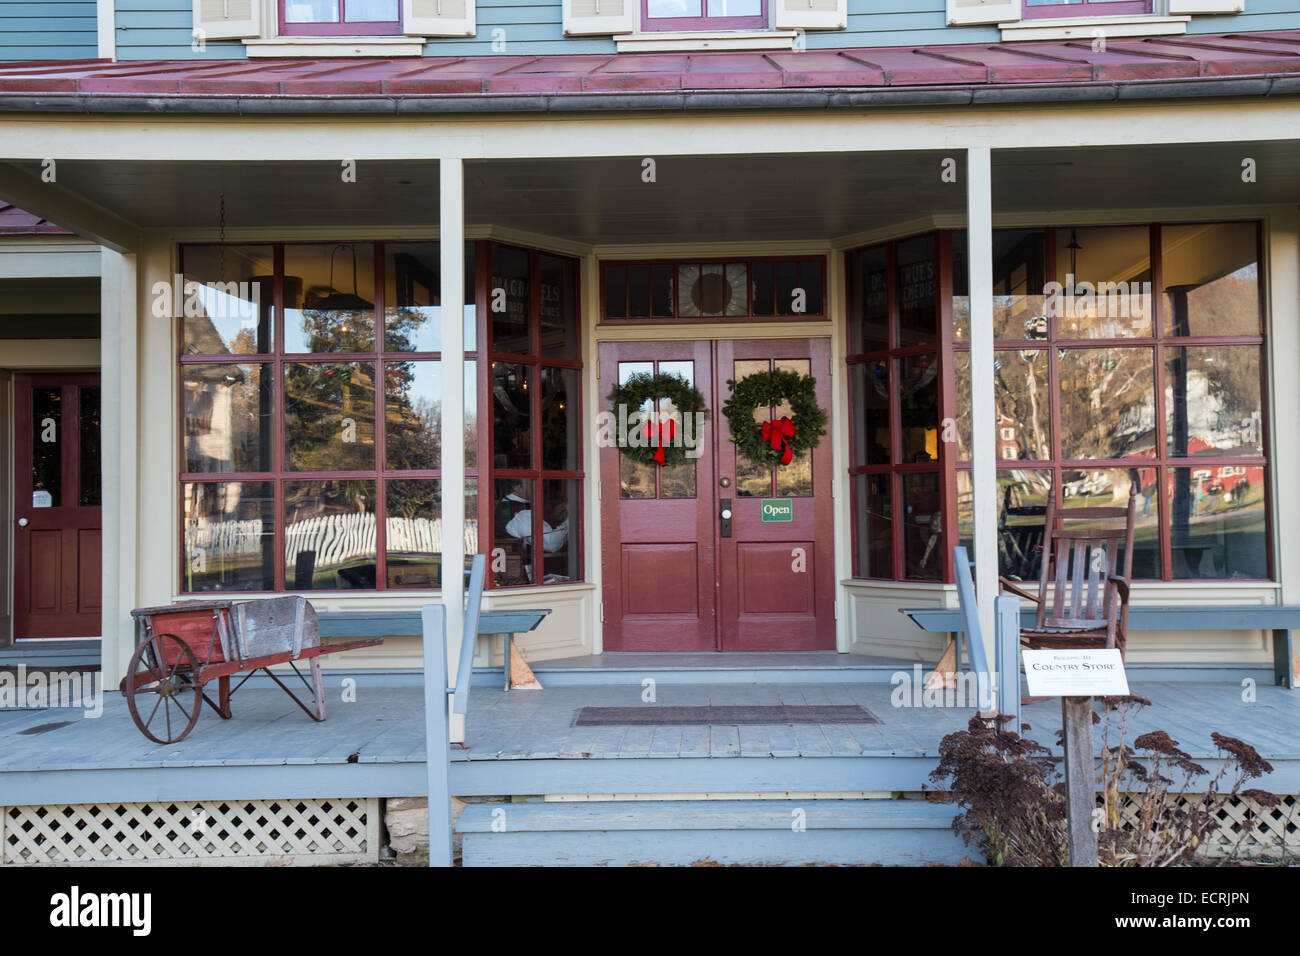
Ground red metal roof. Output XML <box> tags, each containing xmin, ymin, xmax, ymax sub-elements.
<box><xmin>0</xmin><ymin>203</ymin><xmax>71</xmax><ymax>235</ymax></box>
<box><xmin>0</xmin><ymin>31</ymin><xmax>1297</xmax><ymax>100</ymax></box>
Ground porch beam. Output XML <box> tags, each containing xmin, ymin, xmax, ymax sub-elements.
<box><xmin>439</xmin><ymin>157</ymin><xmax>468</xmax><ymax>744</ymax></box>
<box><xmin>0</xmin><ymin>162</ymin><xmax>141</xmax><ymax>254</ymax></box>
<box><xmin>965</xmin><ymin>146</ymin><xmax>999</xmax><ymax>688</ymax></box>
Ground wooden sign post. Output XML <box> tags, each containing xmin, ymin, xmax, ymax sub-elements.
<box><xmin>1023</xmin><ymin>648</ymin><xmax>1131</xmax><ymax>868</ymax></box>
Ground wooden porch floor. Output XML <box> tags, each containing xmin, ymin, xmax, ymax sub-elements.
<box><xmin>1</xmin><ymin>680</ymin><xmax>1296</xmax><ymax>805</ymax></box>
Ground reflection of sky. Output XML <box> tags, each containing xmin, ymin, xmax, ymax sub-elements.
<box><xmin>192</xmin><ymin>282</ymin><xmax>260</xmax><ymax>350</ymax></box>
<box><xmin>389</xmin><ymin>306</ymin><xmax>478</xmax><ymax>352</ymax></box>
<box><xmin>648</xmin><ymin>0</ymin><xmax>702</xmax><ymax>15</ymax></box>
<box><xmin>394</xmin><ymin>361</ymin><xmax>478</xmax><ymax>419</ymax></box>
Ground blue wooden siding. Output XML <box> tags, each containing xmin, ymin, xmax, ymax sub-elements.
<box><xmin>0</xmin><ymin>0</ymin><xmax>98</xmax><ymax>61</ymax></box>
<box><xmin>47</xmin><ymin>0</ymin><xmax>1300</xmax><ymax>63</ymax></box>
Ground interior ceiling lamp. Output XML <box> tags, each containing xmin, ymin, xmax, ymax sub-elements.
<box><xmin>314</xmin><ymin>244</ymin><xmax>374</xmax><ymax>312</ymax></box>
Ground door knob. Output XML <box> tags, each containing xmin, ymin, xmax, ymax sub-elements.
<box><xmin>720</xmin><ymin>509</ymin><xmax>732</xmax><ymax>520</ymax></box>
<box><xmin>17</xmin><ymin>518</ymin><xmax>28</xmax><ymax>527</ymax></box>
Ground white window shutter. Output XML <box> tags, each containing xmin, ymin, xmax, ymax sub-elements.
<box><xmin>562</xmin><ymin>0</ymin><xmax>637</xmax><ymax>36</ymax></box>
<box><xmin>1168</xmin><ymin>0</ymin><xmax>1243</xmax><ymax>13</ymax></box>
<box><xmin>193</xmin><ymin>0</ymin><xmax>261</xmax><ymax>40</ymax></box>
<box><xmin>773</xmin><ymin>0</ymin><xmax>848</xmax><ymax>31</ymax></box>
<box><xmin>404</xmin><ymin>0</ymin><xmax>476</xmax><ymax>37</ymax></box>
<box><xmin>946</xmin><ymin>0</ymin><xmax>1021</xmax><ymax>25</ymax></box>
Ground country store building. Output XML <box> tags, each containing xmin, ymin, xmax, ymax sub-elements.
<box><xmin>0</xmin><ymin>0</ymin><xmax>1298</xmax><ymax>865</ymax></box>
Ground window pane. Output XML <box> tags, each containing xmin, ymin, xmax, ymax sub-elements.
<box><xmin>658</xmin><ymin>359</ymin><xmax>698</xmax><ymax>498</ymax></box>
<box><xmin>494</xmin><ymin>478</ymin><xmax>535</xmax><ymax>587</ymax></box>
<box><xmin>896</xmin><ymin>235</ymin><xmax>937</xmax><ymax>346</ymax></box>
<box><xmin>850</xmin><ymin>361</ymin><xmax>890</xmax><ymax>466</ymax></box>
<box><xmin>901</xmin><ymin>472</ymin><xmax>942</xmax><ymax>581</ymax></box>
<box><xmin>628</xmin><ymin>264</ymin><xmax>650</xmax><ymax>319</ymax></box>
<box><xmin>651</xmin><ymin>265</ymin><xmax>674</xmax><ymax>317</ymax></box>
<box><xmin>1052</xmin><ymin>226</ymin><xmax>1152</xmax><ymax>339</ymax></box>
<box><xmin>284</xmin><ymin>362</ymin><xmax>376</xmax><ymax>471</ymax></box>
<box><xmin>708</xmin><ymin>0</ymin><xmax>760</xmax><ymax>13</ymax></box>
<box><xmin>31</xmin><ymin>386</ymin><xmax>61</xmax><ymax>507</ymax></box>
<box><xmin>385</xmin><ymin>360</ymin><xmax>440</xmax><ymax>471</ymax></box>
<box><xmin>604</xmin><ymin>265</ymin><xmax>627</xmax><ymax>319</ymax></box>
<box><xmin>798</xmin><ymin>260</ymin><xmax>824</xmax><ymax>317</ymax></box>
<box><xmin>345</xmin><ymin>0</ymin><xmax>399</xmax><ymax>20</ymax></box>
<box><xmin>677</xmin><ymin>264</ymin><xmax>700</xmax><ymax>317</ymax></box>
<box><xmin>1058</xmin><ymin>348</ymin><xmax>1155</xmax><ymax>460</ymax></box>
<box><xmin>385</xmin><ymin>241</ymin><xmax>476</xmax><ymax>353</ymax></box>
<box><xmin>751</xmin><ymin>261</ymin><xmax>775</xmax><ymax>317</ymax></box>
<box><xmin>1165</xmin><ymin>346</ymin><xmax>1262</xmax><ymax>458</ymax></box>
<box><xmin>284</xmin><ymin>480</ymin><xmax>377</xmax><ymax>589</ymax></box>
<box><xmin>733</xmin><ymin>358</ymin><xmax>771</xmax><ymax>498</ymax></box>
<box><xmin>540</xmin><ymin>254</ymin><xmax>579</xmax><ymax>359</ymax></box>
<box><xmin>773</xmin><ymin>358</ymin><xmax>813</xmax><ymax>497</ymax></box>
<box><xmin>853</xmin><ymin>474</ymin><xmax>893</xmax><ymax>578</ymax></box>
<box><xmin>183</xmin><ymin>364</ymin><xmax>273</xmax><ymax>474</ymax></box>
<box><xmin>1060</xmin><ymin>468</ymin><xmax>1160</xmax><ymax>578</ymax></box>
<box><xmin>284</xmin><ymin>244</ymin><xmax>376</xmax><ymax>354</ymax></box>
<box><xmin>491</xmin><ymin>245</ymin><xmax>531</xmax><ymax>355</ymax></box>
<box><xmin>1162</xmin><ymin>223</ymin><xmax>1261</xmax><ymax>337</ymax></box>
<box><xmin>774</xmin><ymin>260</ymin><xmax>800</xmax><ymax>317</ymax></box>
<box><xmin>285</xmin><ymin>0</ymin><xmax>339</xmax><ymax>22</ymax></box>
<box><xmin>726</xmin><ymin>263</ymin><xmax>748</xmax><ymax>316</ymax></box>
<box><xmin>540</xmin><ymin>478</ymin><xmax>579</xmax><ymax>584</ymax></box>
<box><xmin>182</xmin><ymin>481</ymin><xmax>275</xmax><ymax>592</ymax></box>
<box><xmin>384</xmin><ymin>478</ymin><xmax>479</xmax><ymax>589</ymax></box>
<box><xmin>898</xmin><ymin>354</ymin><xmax>939</xmax><ymax>463</ymax></box>
<box><xmin>648</xmin><ymin>0</ymin><xmax>701</xmax><ymax>16</ymax></box>
<box><xmin>181</xmin><ymin>245</ymin><xmax>274</xmax><ymax>355</ymax></box>
<box><xmin>952</xmin><ymin>229</ymin><xmax>1048</xmax><ymax>343</ymax></box>
<box><xmin>79</xmin><ymin>386</ymin><xmax>101</xmax><ymax>507</ymax></box>
<box><xmin>957</xmin><ymin>469</ymin><xmax>1053</xmax><ymax>582</ymax></box>
<box><xmin>620</xmin><ymin>456</ymin><xmax>655</xmax><ymax>499</ymax></box>
<box><xmin>953</xmin><ymin>350</ymin><xmax>1051</xmax><ymax>463</ymax></box>
<box><xmin>850</xmin><ymin>246</ymin><xmax>888</xmax><ymax>353</ymax></box>
<box><xmin>492</xmin><ymin>363</ymin><xmax>531</xmax><ymax>469</ymax></box>
<box><xmin>1167</xmin><ymin>466</ymin><xmax>1267</xmax><ymax>579</ymax></box>
<box><xmin>542</xmin><ymin>367</ymin><xmax>579</xmax><ymax>471</ymax></box>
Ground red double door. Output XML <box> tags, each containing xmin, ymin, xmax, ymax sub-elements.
<box><xmin>600</xmin><ymin>339</ymin><xmax>834</xmax><ymax>652</ymax></box>
<box><xmin>13</xmin><ymin>374</ymin><xmax>102</xmax><ymax>639</ymax></box>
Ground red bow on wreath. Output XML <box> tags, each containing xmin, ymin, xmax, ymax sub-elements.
<box><xmin>761</xmin><ymin>417</ymin><xmax>796</xmax><ymax>466</ymax></box>
<box><xmin>644</xmin><ymin>418</ymin><xmax>677</xmax><ymax>466</ymax></box>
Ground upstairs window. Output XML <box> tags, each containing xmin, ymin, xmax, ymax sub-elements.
<box><xmin>1023</xmin><ymin>0</ymin><xmax>1152</xmax><ymax>18</ymax></box>
<box><xmin>280</xmin><ymin>0</ymin><xmax>403</xmax><ymax>35</ymax></box>
<box><xmin>643</xmin><ymin>0</ymin><xmax>768</xmax><ymax>31</ymax></box>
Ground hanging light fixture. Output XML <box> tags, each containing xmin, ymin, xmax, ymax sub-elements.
<box><xmin>313</xmin><ymin>244</ymin><xmax>374</xmax><ymax>312</ymax></box>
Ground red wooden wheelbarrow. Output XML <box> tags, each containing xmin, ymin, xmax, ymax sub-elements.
<box><xmin>121</xmin><ymin>598</ymin><xmax>381</xmax><ymax>744</ymax></box>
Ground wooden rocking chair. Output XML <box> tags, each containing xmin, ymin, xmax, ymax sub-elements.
<box><xmin>999</xmin><ymin>495</ymin><xmax>1136</xmax><ymax>662</ymax></box>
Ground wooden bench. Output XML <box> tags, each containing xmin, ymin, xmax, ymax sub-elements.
<box><xmin>902</xmin><ymin>604</ymin><xmax>1300</xmax><ymax>689</ymax></box>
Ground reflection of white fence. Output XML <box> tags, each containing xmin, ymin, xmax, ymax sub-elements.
<box><xmin>188</xmin><ymin>515</ymin><xmax>479</xmax><ymax>564</ymax></box>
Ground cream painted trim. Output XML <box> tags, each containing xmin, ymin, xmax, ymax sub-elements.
<box><xmin>828</xmin><ymin>248</ymin><xmax>851</xmax><ymax>652</ymax></box>
<box><xmin>0</xmin><ymin>247</ymin><xmax>101</xmax><ymax>279</ymax></box>
<box><xmin>1000</xmin><ymin>15</ymin><xmax>1189</xmax><ymax>41</ymax></box>
<box><xmin>616</xmin><ymin>30</ymin><xmax>798</xmax><ymax>53</ymax></box>
<box><xmin>155</xmin><ymin>224</ymin><xmax>595</xmax><ymax>257</ymax></box>
<box><xmin>97</xmin><ymin>0</ymin><xmax>115</xmax><ymax>60</ymax></box>
<box><xmin>11</xmin><ymin>101</ymin><xmax>1300</xmax><ymax>164</ymax></box>
<box><xmin>581</xmin><ymin>252</ymin><xmax>604</xmax><ymax>654</ymax></box>
<box><xmin>0</xmin><ymin>340</ymin><xmax>99</xmax><ymax>369</ymax></box>
<box><xmin>1265</xmin><ymin>209</ymin><xmax>1299</xmax><ymax>605</ymax></box>
<box><xmin>244</xmin><ymin>37</ymin><xmax>425</xmax><ymax>56</ymax></box>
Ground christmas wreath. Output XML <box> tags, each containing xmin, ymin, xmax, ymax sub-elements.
<box><xmin>722</xmin><ymin>368</ymin><xmax>826</xmax><ymax>467</ymax></box>
<box><xmin>607</xmin><ymin>371</ymin><xmax>709</xmax><ymax>467</ymax></box>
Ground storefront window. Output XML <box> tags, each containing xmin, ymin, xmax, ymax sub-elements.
<box><xmin>950</xmin><ymin>222</ymin><xmax>1270</xmax><ymax>582</ymax></box>
<box><xmin>179</xmin><ymin>240</ymin><xmax>582</xmax><ymax>593</ymax></box>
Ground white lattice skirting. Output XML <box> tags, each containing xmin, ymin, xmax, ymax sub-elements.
<box><xmin>1</xmin><ymin>798</ymin><xmax>379</xmax><ymax>866</ymax></box>
<box><xmin>1113</xmin><ymin>793</ymin><xmax>1299</xmax><ymax>859</ymax></box>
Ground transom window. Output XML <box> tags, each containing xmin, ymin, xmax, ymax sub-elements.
<box><xmin>602</xmin><ymin>257</ymin><xmax>824</xmax><ymax>322</ymax></box>
<box><xmin>280</xmin><ymin>0</ymin><xmax>402</xmax><ymax>35</ymax></box>
<box><xmin>643</xmin><ymin>0</ymin><xmax>767</xmax><ymax>32</ymax></box>
<box><xmin>178</xmin><ymin>239</ymin><xmax>582</xmax><ymax>594</ymax></box>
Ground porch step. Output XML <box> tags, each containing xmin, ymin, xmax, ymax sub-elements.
<box><xmin>456</xmin><ymin>798</ymin><xmax>975</xmax><ymax>867</ymax></box>
<box><xmin>0</xmin><ymin>640</ymin><xmax>101</xmax><ymax>669</ymax></box>
<box><xmin>500</xmin><ymin>652</ymin><xmax>913</xmax><ymax>686</ymax></box>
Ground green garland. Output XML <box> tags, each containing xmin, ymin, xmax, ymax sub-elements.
<box><xmin>722</xmin><ymin>368</ymin><xmax>827</xmax><ymax>467</ymax></box>
<box><xmin>607</xmin><ymin>372</ymin><xmax>709</xmax><ymax>467</ymax></box>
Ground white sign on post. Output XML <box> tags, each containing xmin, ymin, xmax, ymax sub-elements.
<box><xmin>1022</xmin><ymin>648</ymin><xmax>1130</xmax><ymax>697</ymax></box>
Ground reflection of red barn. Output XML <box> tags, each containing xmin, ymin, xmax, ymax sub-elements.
<box><xmin>1124</xmin><ymin>436</ymin><xmax>1262</xmax><ymax>495</ymax></box>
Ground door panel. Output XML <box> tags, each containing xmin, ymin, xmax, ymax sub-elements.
<box><xmin>599</xmin><ymin>338</ymin><xmax>833</xmax><ymax>652</ymax></box>
<box><xmin>13</xmin><ymin>374</ymin><xmax>102</xmax><ymax>639</ymax></box>
<box><xmin>716</xmin><ymin>339</ymin><xmax>834</xmax><ymax>650</ymax></box>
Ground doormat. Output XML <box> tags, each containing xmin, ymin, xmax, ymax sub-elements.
<box><xmin>575</xmin><ymin>705</ymin><xmax>879</xmax><ymax>726</ymax></box>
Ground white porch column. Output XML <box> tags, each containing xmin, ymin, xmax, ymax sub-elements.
<box><xmin>439</xmin><ymin>157</ymin><xmax>468</xmax><ymax>743</ymax></box>
<box><xmin>100</xmin><ymin>247</ymin><xmax>138</xmax><ymax>689</ymax></box>
<box><xmin>966</xmin><ymin>146</ymin><xmax>998</xmax><ymax>676</ymax></box>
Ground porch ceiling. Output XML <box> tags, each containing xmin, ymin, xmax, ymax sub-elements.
<box><xmin>1</xmin><ymin>139</ymin><xmax>1297</xmax><ymax>245</ymax></box>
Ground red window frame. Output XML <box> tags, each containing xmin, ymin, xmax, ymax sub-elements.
<box><xmin>641</xmin><ymin>0</ymin><xmax>768</xmax><ymax>32</ymax></box>
<box><xmin>177</xmin><ymin>239</ymin><xmax>584</xmax><ymax>594</ymax></box>
<box><xmin>279</xmin><ymin>0</ymin><xmax>403</xmax><ymax>36</ymax></box>
<box><xmin>1022</xmin><ymin>0</ymin><xmax>1152</xmax><ymax>19</ymax></box>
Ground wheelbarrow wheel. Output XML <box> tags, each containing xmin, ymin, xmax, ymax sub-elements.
<box><xmin>125</xmin><ymin>633</ymin><xmax>203</xmax><ymax>744</ymax></box>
